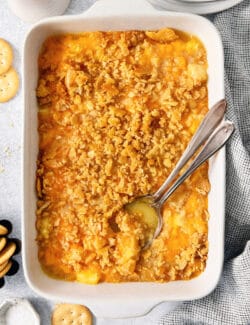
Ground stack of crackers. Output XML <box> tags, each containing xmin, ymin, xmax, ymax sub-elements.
<box><xmin>0</xmin><ymin>222</ymin><xmax>17</xmax><ymax>282</ymax></box>
<box><xmin>0</xmin><ymin>38</ymin><xmax>19</xmax><ymax>103</ymax></box>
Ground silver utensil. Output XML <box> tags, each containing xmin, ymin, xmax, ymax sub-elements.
<box><xmin>125</xmin><ymin>99</ymin><xmax>234</xmax><ymax>248</ymax></box>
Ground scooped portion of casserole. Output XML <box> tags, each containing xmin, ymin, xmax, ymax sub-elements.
<box><xmin>36</xmin><ymin>28</ymin><xmax>210</xmax><ymax>284</ymax></box>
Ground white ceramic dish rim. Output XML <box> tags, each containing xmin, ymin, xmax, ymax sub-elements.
<box><xmin>22</xmin><ymin>0</ymin><xmax>225</xmax><ymax>318</ymax></box>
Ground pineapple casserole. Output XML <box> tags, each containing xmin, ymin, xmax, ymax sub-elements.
<box><xmin>36</xmin><ymin>28</ymin><xmax>210</xmax><ymax>284</ymax></box>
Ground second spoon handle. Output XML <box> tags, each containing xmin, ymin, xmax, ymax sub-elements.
<box><xmin>155</xmin><ymin>120</ymin><xmax>234</xmax><ymax>208</ymax></box>
<box><xmin>153</xmin><ymin>99</ymin><xmax>227</xmax><ymax>201</ymax></box>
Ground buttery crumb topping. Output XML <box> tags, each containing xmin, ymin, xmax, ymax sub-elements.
<box><xmin>36</xmin><ymin>28</ymin><xmax>210</xmax><ymax>283</ymax></box>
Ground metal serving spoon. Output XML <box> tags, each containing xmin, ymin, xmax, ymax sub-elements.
<box><xmin>126</xmin><ymin>99</ymin><xmax>235</xmax><ymax>248</ymax></box>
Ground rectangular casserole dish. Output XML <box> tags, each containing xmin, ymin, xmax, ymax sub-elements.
<box><xmin>22</xmin><ymin>0</ymin><xmax>225</xmax><ymax>318</ymax></box>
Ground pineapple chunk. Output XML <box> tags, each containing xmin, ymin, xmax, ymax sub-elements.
<box><xmin>76</xmin><ymin>268</ymin><xmax>101</xmax><ymax>284</ymax></box>
<box><xmin>187</xmin><ymin>63</ymin><xmax>207</xmax><ymax>86</ymax></box>
<box><xmin>119</xmin><ymin>235</ymin><xmax>138</xmax><ymax>263</ymax></box>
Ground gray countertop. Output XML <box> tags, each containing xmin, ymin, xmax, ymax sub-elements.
<box><xmin>0</xmin><ymin>0</ymin><xmax>178</xmax><ymax>324</ymax></box>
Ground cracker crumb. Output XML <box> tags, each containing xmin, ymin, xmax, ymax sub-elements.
<box><xmin>36</xmin><ymin>29</ymin><xmax>210</xmax><ymax>283</ymax></box>
<box><xmin>4</xmin><ymin>146</ymin><xmax>11</xmax><ymax>157</ymax></box>
<box><xmin>0</xmin><ymin>164</ymin><xmax>5</xmax><ymax>174</ymax></box>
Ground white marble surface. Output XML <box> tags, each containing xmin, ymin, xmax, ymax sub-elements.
<box><xmin>0</xmin><ymin>0</ymin><xmax>180</xmax><ymax>323</ymax></box>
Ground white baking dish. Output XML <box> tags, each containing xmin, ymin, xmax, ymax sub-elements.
<box><xmin>22</xmin><ymin>0</ymin><xmax>225</xmax><ymax>318</ymax></box>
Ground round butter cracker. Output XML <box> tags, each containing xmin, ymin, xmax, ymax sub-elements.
<box><xmin>0</xmin><ymin>241</ymin><xmax>16</xmax><ymax>265</ymax></box>
<box><xmin>0</xmin><ymin>260</ymin><xmax>9</xmax><ymax>273</ymax></box>
<box><xmin>0</xmin><ymin>38</ymin><xmax>13</xmax><ymax>75</ymax></box>
<box><xmin>0</xmin><ymin>260</ymin><xmax>12</xmax><ymax>278</ymax></box>
<box><xmin>0</xmin><ymin>237</ymin><xmax>7</xmax><ymax>252</ymax></box>
<box><xmin>0</xmin><ymin>224</ymin><xmax>8</xmax><ymax>236</ymax></box>
<box><xmin>52</xmin><ymin>303</ymin><xmax>92</xmax><ymax>325</ymax></box>
<box><xmin>0</xmin><ymin>67</ymin><xmax>19</xmax><ymax>103</ymax></box>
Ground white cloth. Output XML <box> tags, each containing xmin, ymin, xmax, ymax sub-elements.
<box><xmin>160</xmin><ymin>1</ymin><xmax>250</xmax><ymax>324</ymax></box>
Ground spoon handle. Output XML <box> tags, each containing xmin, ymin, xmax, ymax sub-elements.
<box><xmin>153</xmin><ymin>99</ymin><xmax>227</xmax><ymax>201</ymax></box>
<box><xmin>155</xmin><ymin>120</ymin><xmax>234</xmax><ymax>208</ymax></box>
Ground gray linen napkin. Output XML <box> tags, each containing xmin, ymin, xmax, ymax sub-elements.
<box><xmin>159</xmin><ymin>1</ymin><xmax>250</xmax><ymax>324</ymax></box>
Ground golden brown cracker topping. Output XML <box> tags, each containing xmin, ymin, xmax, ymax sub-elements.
<box><xmin>36</xmin><ymin>29</ymin><xmax>209</xmax><ymax>284</ymax></box>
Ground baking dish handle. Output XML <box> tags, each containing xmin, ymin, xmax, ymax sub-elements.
<box><xmin>83</xmin><ymin>0</ymin><xmax>157</xmax><ymax>16</ymax></box>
